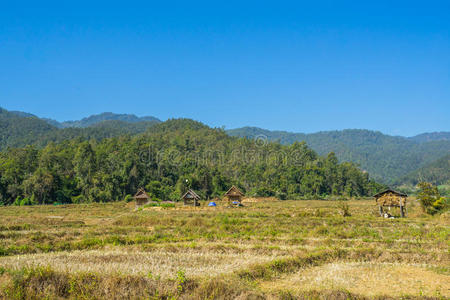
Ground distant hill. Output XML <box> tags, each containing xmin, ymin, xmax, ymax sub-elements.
<box><xmin>227</xmin><ymin>127</ymin><xmax>450</xmax><ymax>184</ymax></box>
<box><xmin>408</xmin><ymin>132</ymin><xmax>450</xmax><ymax>143</ymax></box>
<box><xmin>0</xmin><ymin>118</ymin><xmax>382</xmax><ymax>205</ymax></box>
<box><xmin>57</xmin><ymin>112</ymin><xmax>161</xmax><ymax>128</ymax></box>
<box><xmin>9</xmin><ymin>110</ymin><xmax>161</xmax><ymax>128</ymax></box>
<box><xmin>0</xmin><ymin>108</ymin><xmax>56</xmax><ymax>149</ymax></box>
<box><xmin>396</xmin><ymin>154</ymin><xmax>450</xmax><ymax>186</ymax></box>
<box><xmin>2</xmin><ymin>107</ymin><xmax>449</xmax><ymax>185</ymax></box>
<box><xmin>9</xmin><ymin>111</ymin><xmax>39</xmax><ymax>118</ymax></box>
<box><xmin>0</xmin><ymin>108</ymin><xmax>159</xmax><ymax>150</ymax></box>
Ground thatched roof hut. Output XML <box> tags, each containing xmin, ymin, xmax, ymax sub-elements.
<box><xmin>373</xmin><ymin>189</ymin><xmax>408</xmax><ymax>217</ymax></box>
<box><xmin>224</xmin><ymin>186</ymin><xmax>244</xmax><ymax>204</ymax></box>
<box><xmin>134</xmin><ymin>188</ymin><xmax>150</xmax><ymax>208</ymax></box>
<box><xmin>181</xmin><ymin>189</ymin><xmax>200</xmax><ymax>206</ymax></box>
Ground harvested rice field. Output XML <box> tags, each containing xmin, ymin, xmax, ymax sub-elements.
<box><xmin>260</xmin><ymin>262</ymin><xmax>449</xmax><ymax>297</ymax></box>
<box><xmin>0</xmin><ymin>248</ymin><xmax>289</xmax><ymax>279</ymax></box>
<box><xmin>0</xmin><ymin>199</ymin><xmax>449</xmax><ymax>299</ymax></box>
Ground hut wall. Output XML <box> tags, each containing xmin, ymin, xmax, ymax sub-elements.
<box><xmin>135</xmin><ymin>198</ymin><xmax>149</xmax><ymax>207</ymax></box>
<box><xmin>228</xmin><ymin>195</ymin><xmax>242</xmax><ymax>203</ymax></box>
<box><xmin>184</xmin><ymin>198</ymin><xmax>199</xmax><ymax>206</ymax></box>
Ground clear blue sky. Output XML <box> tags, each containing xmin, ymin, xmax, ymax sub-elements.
<box><xmin>1</xmin><ymin>1</ymin><xmax>449</xmax><ymax>136</ymax></box>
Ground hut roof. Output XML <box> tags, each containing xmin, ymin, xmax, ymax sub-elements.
<box><xmin>224</xmin><ymin>185</ymin><xmax>244</xmax><ymax>197</ymax></box>
<box><xmin>181</xmin><ymin>189</ymin><xmax>200</xmax><ymax>200</ymax></box>
<box><xmin>134</xmin><ymin>188</ymin><xmax>150</xmax><ymax>200</ymax></box>
<box><xmin>373</xmin><ymin>189</ymin><xmax>407</xmax><ymax>198</ymax></box>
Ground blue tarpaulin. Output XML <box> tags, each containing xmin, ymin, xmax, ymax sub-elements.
<box><xmin>208</xmin><ymin>202</ymin><xmax>217</xmax><ymax>207</ymax></box>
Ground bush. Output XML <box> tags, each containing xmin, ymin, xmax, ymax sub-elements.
<box><xmin>20</xmin><ymin>196</ymin><xmax>37</xmax><ymax>206</ymax></box>
<box><xmin>71</xmin><ymin>195</ymin><xmax>85</xmax><ymax>204</ymax></box>
<box><xmin>275</xmin><ymin>191</ymin><xmax>287</xmax><ymax>200</ymax></box>
<box><xmin>151</xmin><ymin>196</ymin><xmax>162</xmax><ymax>202</ymax></box>
<box><xmin>417</xmin><ymin>182</ymin><xmax>448</xmax><ymax>215</ymax></box>
<box><xmin>13</xmin><ymin>196</ymin><xmax>21</xmax><ymax>206</ymax></box>
<box><xmin>124</xmin><ymin>194</ymin><xmax>134</xmax><ymax>202</ymax></box>
<box><xmin>337</xmin><ymin>201</ymin><xmax>351</xmax><ymax>217</ymax></box>
<box><xmin>432</xmin><ymin>197</ymin><xmax>448</xmax><ymax>212</ymax></box>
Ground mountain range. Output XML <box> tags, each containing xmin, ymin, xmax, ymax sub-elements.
<box><xmin>1</xmin><ymin>107</ymin><xmax>448</xmax><ymax>186</ymax></box>
<box><xmin>9</xmin><ymin>110</ymin><xmax>161</xmax><ymax>128</ymax></box>
<box><xmin>226</xmin><ymin>127</ymin><xmax>450</xmax><ymax>185</ymax></box>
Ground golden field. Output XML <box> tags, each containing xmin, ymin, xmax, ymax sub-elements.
<box><xmin>0</xmin><ymin>199</ymin><xmax>448</xmax><ymax>299</ymax></box>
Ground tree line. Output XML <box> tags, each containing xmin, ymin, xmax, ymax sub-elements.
<box><xmin>0</xmin><ymin>119</ymin><xmax>385</xmax><ymax>205</ymax></box>
<box><xmin>227</xmin><ymin>127</ymin><xmax>450</xmax><ymax>184</ymax></box>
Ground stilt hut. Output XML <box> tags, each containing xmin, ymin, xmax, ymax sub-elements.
<box><xmin>373</xmin><ymin>189</ymin><xmax>407</xmax><ymax>217</ymax></box>
<box><xmin>224</xmin><ymin>186</ymin><xmax>244</xmax><ymax>205</ymax></box>
<box><xmin>134</xmin><ymin>188</ymin><xmax>150</xmax><ymax>208</ymax></box>
<box><xmin>181</xmin><ymin>189</ymin><xmax>200</xmax><ymax>206</ymax></box>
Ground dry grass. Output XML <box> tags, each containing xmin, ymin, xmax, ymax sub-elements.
<box><xmin>0</xmin><ymin>199</ymin><xmax>448</xmax><ymax>299</ymax></box>
<box><xmin>0</xmin><ymin>247</ymin><xmax>288</xmax><ymax>279</ymax></box>
<box><xmin>260</xmin><ymin>262</ymin><xmax>450</xmax><ymax>298</ymax></box>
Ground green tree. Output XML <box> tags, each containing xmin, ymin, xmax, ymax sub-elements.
<box><xmin>74</xmin><ymin>142</ymin><xmax>96</xmax><ymax>202</ymax></box>
<box><xmin>417</xmin><ymin>182</ymin><xmax>447</xmax><ymax>214</ymax></box>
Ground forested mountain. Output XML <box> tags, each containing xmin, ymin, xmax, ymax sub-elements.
<box><xmin>0</xmin><ymin>108</ymin><xmax>56</xmax><ymax>149</ymax></box>
<box><xmin>396</xmin><ymin>154</ymin><xmax>450</xmax><ymax>186</ymax></box>
<box><xmin>1</xmin><ymin>107</ymin><xmax>448</xmax><ymax>187</ymax></box>
<box><xmin>227</xmin><ymin>127</ymin><xmax>450</xmax><ymax>184</ymax></box>
<box><xmin>55</xmin><ymin>112</ymin><xmax>161</xmax><ymax>128</ymax></box>
<box><xmin>0</xmin><ymin>109</ymin><xmax>158</xmax><ymax>150</ymax></box>
<box><xmin>408</xmin><ymin>132</ymin><xmax>450</xmax><ymax>143</ymax></box>
<box><xmin>0</xmin><ymin>119</ymin><xmax>383</xmax><ymax>205</ymax></box>
<box><xmin>9</xmin><ymin>110</ymin><xmax>161</xmax><ymax>128</ymax></box>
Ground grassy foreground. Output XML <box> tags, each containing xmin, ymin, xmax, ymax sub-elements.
<box><xmin>0</xmin><ymin>199</ymin><xmax>448</xmax><ymax>299</ymax></box>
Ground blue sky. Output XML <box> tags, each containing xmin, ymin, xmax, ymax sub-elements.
<box><xmin>0</xmin><ymin>1</ymin><xmax>449</xmax><ymax>136</ymax></box>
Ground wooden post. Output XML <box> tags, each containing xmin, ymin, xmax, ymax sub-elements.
<box><xmin>400</xmin><ymin>205</ymin><xmax>405</xmax><ymax>218</ymax></box>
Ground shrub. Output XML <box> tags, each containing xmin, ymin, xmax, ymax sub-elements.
<box><xmin>20</xmin><ymin>197</ymin><xmax>35</xmax><ymax>206</ymax></box>
<box><xmin>71</xmin><ymin>195</ymin><xmax>85</xmax><ymax>204</ymax></box>
<box><xmin>417</xmin><ymin>182</ymin><xmax>448</xmax><ymax>215</ymax></box>
<box><xmin>275</xmin><ymin>191</ymin><xmax>287</xmax><ymax>200</ymax></box>
<box><xmin>13</xmin><ymin>196</ymin><xmax>21</xmax><ymax>206</ymax></box>
<box><xmin>176</xmin><ymin>270</ymin><xmax>187</xmax><ymax>293</ymax></box>
<box><xmin>124</xmin><ymin>194</ymin><xmax>134</xmax><ymax>202</ymax></box>
<box><xmin>337</xmin><ymin>201</ymin><xmax>351</xmax><ymax>217</ymax></box>
<box><xmin>151</xmin><ymin>196</ymin><xmax>162</xmax><ymax>202</ymax></box>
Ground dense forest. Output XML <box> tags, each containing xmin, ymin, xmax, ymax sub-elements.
<box><xmin>227</xmin><ymin>127</ymin><xmax>450</xmax><ymax>184</ymax></box>
<box><xmin>396</xmin><ymin>154</ymin><xmax>450</xmax><ymax>186</ymax></box>
<box><xmin>1</xmin><ymin>108</ymin><xmax>448</xmax><ymax>189</ymax></box>
<box><xmin>0</xmin><ymin>119</ymin><xmax>384</xmax><ymax>205</ymax></box>
<box><xmin>0</xmin><ymin>108</ymin><xmax>159</xmax><ymax>150</ymax></box>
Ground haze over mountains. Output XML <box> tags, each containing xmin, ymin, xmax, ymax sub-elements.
<box><xmin>1</xmin><ymin>107</ymin><xmax>448</xmax><ymax>186</ymax></box>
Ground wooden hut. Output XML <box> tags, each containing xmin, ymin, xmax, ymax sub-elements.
<box><xmin>224</xmin><ymin>186</ymin><xmax>244</xmax><ymax>205</ymax></box>
<box><xmin>373</xmin><ymin>189</ymin><xmax>407</xmax><ymax>217</ymax></box>
<box><xmin>134</xmin><ymin>188</ymin><xmax>150</xmax><ymax>208</ymax></box>
<box><xmin>181</xmin><ymin>189</ymin><xmax>200</xmax><ymax>206</ymax></box>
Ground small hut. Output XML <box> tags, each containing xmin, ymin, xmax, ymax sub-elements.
<box><xmin>224</xmin><ymin>186</ymin><xmax>244</xmax><ymax>205</ymax></box>
<box><xmin>181</xmin><ymin>189</ymin><xmax>200</xmax><ymax>206</ymax></box>
<box><xmin>134</xmin><ymin>188</ymin><xmax>150</xmax><ymax>208</ymax></box>
<box><xmin>373</xmin><ymin>189</ymin><xmax>408</xmax><ymax>217</ymax></box>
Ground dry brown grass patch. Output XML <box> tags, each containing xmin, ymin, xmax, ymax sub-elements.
<box><xmin>0</xmin><ymin>247</ymin><xmax>288</xmax><ymax>279</ymax></box>
<box><xmin>260</xmin><ymin>262</ymin><xmax>450</xmax><ymax>298</ymax></box>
